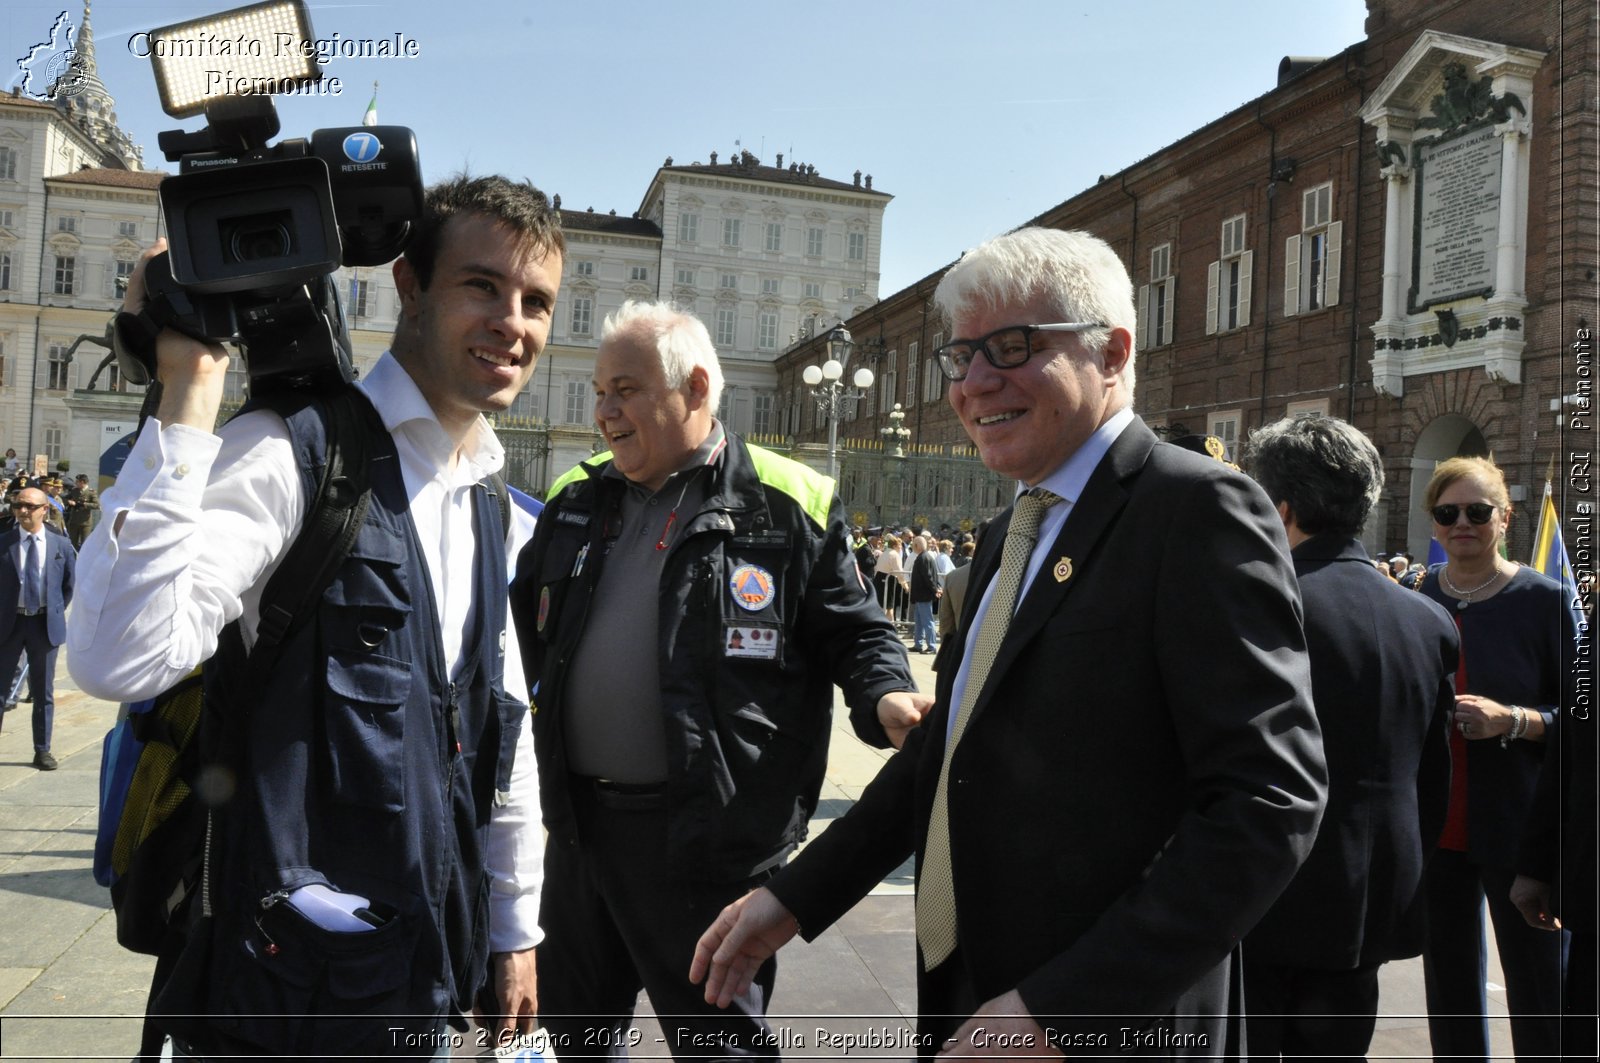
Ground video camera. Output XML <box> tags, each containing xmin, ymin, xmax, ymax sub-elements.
<box><xmin>117</xmin><ymin>0</ymin><xmax>422</xmax><ymax>396</ymax></box>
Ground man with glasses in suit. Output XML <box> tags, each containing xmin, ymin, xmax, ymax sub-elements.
<box><xmin>693</xmin><ymin>227</ymin><xmax>1327</xmax><ymax>1057</ymax></box>
<box><xmin>0</xmin><ymin>487</ymin><xmax>75</xmax><ymax>769</ymax></box>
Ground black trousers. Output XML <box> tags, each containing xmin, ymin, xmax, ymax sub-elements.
<box><xmin>538</xmin><ymin>782</ymin><xmax>779</xmax><ymax>1061</ymax></box>
<box><xmin>1422</xmin><ymin>849</ymin><xmax>1567</xmax><ymax>1063</ymax></box>
<box><xmin>1243</xmin><ymin>958</ymin><xmax>1380</xmax><ymax>1062</ymax></box>
<box><xmin>0</xmin><ymin>612</ymin><xmax>56</xmax><ymax>751</ymax></box>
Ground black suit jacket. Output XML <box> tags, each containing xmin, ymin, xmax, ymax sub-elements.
<box><xmin>1245</xmin><ymin>534</ymin><xmax>1457</xmax><ymax>969</ymax></box>
<box><xmin>771</xmin><ymin>418</ymin><xmax>1327</xmax><ymax>1048</ymax></box>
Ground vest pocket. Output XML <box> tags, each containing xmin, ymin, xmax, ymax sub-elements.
<box><xmin>219</xmin><ymin>889</ymin><xmax>427</xmax><ymax>1055</ymax></box>
<box><xmin>324</xmin><ymin>648</ymin><xmax>412</xmax><ymax>812</ymax></box>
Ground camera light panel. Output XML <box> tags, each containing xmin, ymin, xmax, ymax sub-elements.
<box><xmin>149</xmin><ymin>0</ymin><xmax>321</xmax><ymax>118</ymax></box>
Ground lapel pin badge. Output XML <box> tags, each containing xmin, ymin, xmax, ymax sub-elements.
<box><xmin>1053</xmin><ymin>557</ymin><xmax>1073</xmax><ymax>583</ymax></box>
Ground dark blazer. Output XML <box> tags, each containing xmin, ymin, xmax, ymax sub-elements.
<box><xmin>770</xmin><ymin>419</ymin><xmax>1327</xmax><ymax>1050</ymax></box>
<box><xmin>1245</xmin><ymin>534</ymin><xmax>1457</xmax><ymax>968</ymax></box>
<box><xmin>1419</xmin><ymin>567</ymin><xmax>1572</xmax><ymax>868</ymax></box>
<box><xmin>0</xmin><ymin>525</ymin><xmax>75</xmax><ymax>646</ymax></box>
<box><xmin>909</xmin><ymin>548</ymin><xmax>942</xmax><ymax>604</ymax></box>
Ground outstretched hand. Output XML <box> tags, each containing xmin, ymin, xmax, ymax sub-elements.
<box><xmin>878</xmin><ymin>689</ymin><xmax>933</xmax><ymax>749</ymax></box>
<box><xmin>689</xmin><ymin>887</ymin><xmax>800</xmax><ymax>1008</ymax></box>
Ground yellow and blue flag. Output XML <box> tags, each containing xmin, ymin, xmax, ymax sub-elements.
<box><xmin>1532</xmin><ymin>482</ymin><xmax>1575</xmax><ymax>588</ymax></box>
<box><xmin>1532</xmin><ymin>481</ymin><xmax>1587</xmax><ymax>631</ymax></box>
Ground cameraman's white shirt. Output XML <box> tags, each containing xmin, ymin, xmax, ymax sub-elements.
<box><xmin>67</xmin><ymin>351</ymin><xmax>543</xmax><ymax>952</ymax></box>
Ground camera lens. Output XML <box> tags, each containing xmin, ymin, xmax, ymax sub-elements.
<box><xmin>230</xmin><ymin>222</ymin><xmax>291</xmax><ymax>262</ymax></box>
<box><xmin>223</xmin><ymin>210</ymin><xmax>295</xmax><ymax>264</ymax></box>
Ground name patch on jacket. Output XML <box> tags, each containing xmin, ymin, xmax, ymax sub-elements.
<box><xmin>725</xmin><ymin>624</ymin><xmax>780</xmax><ymax>660</ymax></box>
<box><xmin>555</xmin><ymin>510</ymin><xmax>590</xmax><ymax>528</ymax></box>
<box><xmin>728</xmin><ymin>564</ymin><xmax>776</xmax><ymax>611</ymax></box>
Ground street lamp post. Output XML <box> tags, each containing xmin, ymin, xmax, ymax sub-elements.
<box><xmin>879</xmin><ymin>402</ymin><xmax>911</xmax><ymax>525</ymax></box>
<box><xmin>801</xmin><ymin>323</ymin><xmax>875</xmax><ymax>483</ymax></box>
<box><xmin>879</xmin><ymin>402</ymin><xmax>910</xmax><ymax>458</ymax></box>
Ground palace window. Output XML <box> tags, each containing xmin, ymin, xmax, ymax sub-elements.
<box><xmin>53</xmin><ymin>255</ymin><xmax>75</xmax><ymax>295</ymax></box>
<box><xmin>1137</xmin><ymin>243</ymin><xmax>1174</xmax><ymax>348</ymax></box>
<box><xmin>570</xmin><ymin>296</ymin><xmax>593</xmax><ymax>336</ymax></box>
<box><xmin>1206</xmin><ymin>216</ymin><xmax>1253</xmax><ymax>334</ymax></box>
<box><xmin>1285</xmin><ymin>183</ymin><xmax>1341</xmax><ymax>315</ymax></box>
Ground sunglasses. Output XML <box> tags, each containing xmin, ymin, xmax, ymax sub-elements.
<box><xmin>1430</xmin><ymin>502</ymin><xmax>1496</xmax><ymax>526</ymax></box>
<box><xmin>9</xmin><ymin>502</ymin><xmax>44</xmax><ymax>513</ymax></box>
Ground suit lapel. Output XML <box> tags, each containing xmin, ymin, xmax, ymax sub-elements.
<box><xmin>963</xmin><ymin>421</ymin><xmax>1156</xmax><ymax>729</ymax></box>
<box><xmin>934</xmin><ymin>511</ymin><xmax>1008</xmax><ymax>728</ymax></box>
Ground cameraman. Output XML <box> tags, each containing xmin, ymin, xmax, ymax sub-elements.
<box><xmin>67</xmin><ymin>175</ymin><xmax>559</xmax><ymax>1058</ymax></box>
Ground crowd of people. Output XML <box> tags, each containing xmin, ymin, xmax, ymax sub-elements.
<box><xmin>853</xmin><ymin>527</ymin><xmax>972</xmax><ymax>650</ymax></box>
<box><xmin>0</xmin><ymin>466</ymin><xmax>101</xmax><ymax>548</ymax></box>
<box><xmin>45</xmin><ymin>177</ymin><xmax>1592</xmax><ymax>1062</ymax></box>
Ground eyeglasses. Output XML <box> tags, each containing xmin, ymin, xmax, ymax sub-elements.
<box><xmin>1430</xmin><ymin>502</ymin><xmax>1496</xmax><ymax>526</ymax></box>
<box><xmin>9</xmin><ymin>502</ymin><xmax>44</xmax><ymax>513</ymax></box>
<box><xmin>934</xmin><ymin>322</ymin><xmax>1107</xmax><ymax>382</ymax></box>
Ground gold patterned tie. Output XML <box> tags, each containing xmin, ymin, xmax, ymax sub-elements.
<box><xmin>916</xmin><ymin>488</ymin><xmax>1061</xmax><ymax>970</ymax></box>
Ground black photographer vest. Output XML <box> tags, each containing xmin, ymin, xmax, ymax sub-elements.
<box><xmin>175</xmin><ymin>395</ymin><xmax>524</xmax><ymax>1057</ymax></box>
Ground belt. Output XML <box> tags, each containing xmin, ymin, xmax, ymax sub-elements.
<box><xmin>16</xmin><ymin>607</ymin><xmax>42</xmax><ymax>617</ymax></box>
<box><xmin>575</xmin><ymin>775</ymin><xmax>668</xmax><ymax>812</ymax></box>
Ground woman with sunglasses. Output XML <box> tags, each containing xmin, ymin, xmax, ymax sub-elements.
<box><xmin>1417</xmin><ymin>455</ymin><xmax>1568</xmax><ymax>1062</ymax></box>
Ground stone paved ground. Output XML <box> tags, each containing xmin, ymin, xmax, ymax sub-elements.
<box><xmin>0</xmin><ymin>647</ymin><xmax>1511</xmax><ymax>1060</ymax></box>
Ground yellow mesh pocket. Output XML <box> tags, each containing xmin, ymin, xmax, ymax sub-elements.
<box><xmin>111</xmin><ymin>671</ymin><xmax>204</xmax><ymax>877</ymax></box>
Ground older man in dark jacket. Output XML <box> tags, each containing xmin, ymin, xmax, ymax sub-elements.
<box><xmin>511</xmin><ymin>300</ymin><xmax>926</xmax><ymax>1060</ymax></box>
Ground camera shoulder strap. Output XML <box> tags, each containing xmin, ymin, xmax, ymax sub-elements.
<box><xmin>242</xmin><ymin>386</ymin><xmax>384</xmax><ymax>670</ymax></box>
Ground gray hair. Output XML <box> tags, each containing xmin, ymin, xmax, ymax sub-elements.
<box><xmin>1243</xmin><ymin>413</ymin><xmax>1384</xmax><ymax>537</ymax></box>
<box><xmin>933</xmin><ymin>227</ymin><xmax>1138</xmax><ymax>398</ymax></box>
<box><xmin>600</xmin><ymin>300</ymin><xmax>725</xmax><ymax>412</ymax></box>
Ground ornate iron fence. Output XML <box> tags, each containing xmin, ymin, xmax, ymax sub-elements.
<box><xmin>458</xmin><ymin>422</ymin><xmax>1015</xmax><ymax>534</ymax></box>
<box><xmin>827</xmin><ymin>439</ymin><xmax>1013</xmax><ymax>533</ymax></box>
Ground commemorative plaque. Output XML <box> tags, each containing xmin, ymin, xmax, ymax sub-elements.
<box><xmin>1411</xmin><ymin>122</ymin><xmax>1501</xmax><ymax>309</ymax></box>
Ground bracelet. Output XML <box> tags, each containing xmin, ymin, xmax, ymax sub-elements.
<box><xmin>1501</xmin><ymin>705</ymin><xmax>1528</xmax><ymax>748</ymax></box>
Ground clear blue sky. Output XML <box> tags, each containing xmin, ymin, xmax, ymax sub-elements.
<box><xmin>6</xmin><ymin>0</ymin><xmax>1370</xmax><ymax>293</ymax></box>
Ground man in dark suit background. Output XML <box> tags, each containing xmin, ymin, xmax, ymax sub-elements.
<box><xmin>0</xmin><ymin>486</ymin><xmax>75</xmax><ymax>770</ymax></box>
<box><xmin>1241</xmin><ymin>413</ymin><xmax>1458</xmax><ymax>1059</ymax></box>
<box><xmin>693</xmin><ymin>227</ymin><xmax>1327</xmax><ymax>1057</ymax></box>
